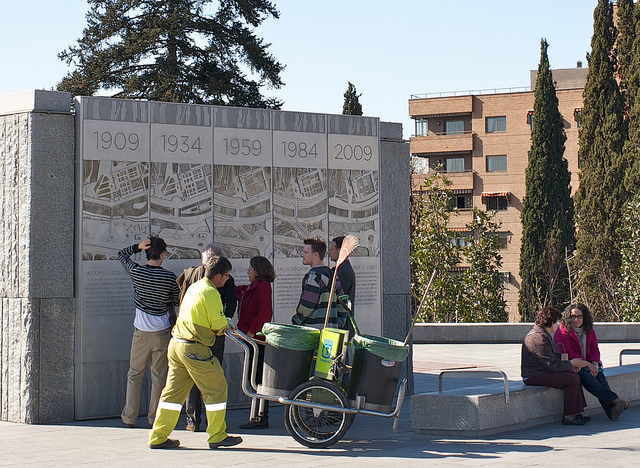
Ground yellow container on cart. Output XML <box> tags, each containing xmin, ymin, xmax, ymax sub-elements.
<box><xmin>314</xmin><ymin>327</ymin><xmax>349</xmax><ymax>380</ymax></box>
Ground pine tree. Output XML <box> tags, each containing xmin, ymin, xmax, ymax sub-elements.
<box><xmin>574</xmin><ymin>0</ymin><xmax>628</xmax><ymax>320</ymax></box>
<box><xmin>342</xmin><ymin>82</ymin><xmax>363</xmax><ymax>115</ymax></box>
<box><xmin>57</xmin><ymin>0</ymin><xmax>284</xmax><ymax>108</ymax></box>
<box><xmin>518</xmin><ymin>39</ymin><xmax>574</xmax><ymax>321</ymax></box>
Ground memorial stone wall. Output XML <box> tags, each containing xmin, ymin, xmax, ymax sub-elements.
<box><xmin>0</xmin><ymin>89</ymin><xmax>410</xmax><ymax>423</ymax></box>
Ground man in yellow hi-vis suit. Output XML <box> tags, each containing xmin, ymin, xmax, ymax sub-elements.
<box><xmin>148</xmin><ymin>255</ymin><xmax>242</xmax><ymax>449</ymax></box>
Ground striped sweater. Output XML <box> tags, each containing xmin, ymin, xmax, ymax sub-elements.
<box><xmin>118</xmin><ymin>244</ymin><xmax>180</xmax><ymax>316</ymax></box>
<box><xmin>292</xmin><ymin>265</ymin><xmax>347</xmax><ymax>329</ymax></box>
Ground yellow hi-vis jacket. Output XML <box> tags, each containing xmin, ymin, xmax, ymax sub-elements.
<box><xmin>173</xmin><ymin>277</ymin><xmax>227</xmax><ymax>347</ymax></box>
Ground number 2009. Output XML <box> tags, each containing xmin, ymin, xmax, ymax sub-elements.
<box><xmin>334</xmin><ymin>144</ymin><xmax>373</xmax><ymax>161</ymax></box>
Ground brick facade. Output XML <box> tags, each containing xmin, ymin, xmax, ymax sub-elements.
<box><xmin>410</xmin><ymin>69</ymin><xmax>585</xmax><ymax>321</ymax></box>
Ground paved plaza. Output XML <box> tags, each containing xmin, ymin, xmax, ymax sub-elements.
<box><xmin>1</xmin><ymin>343</ymin><xmax>638</xmax><ymax>467</ymax></box>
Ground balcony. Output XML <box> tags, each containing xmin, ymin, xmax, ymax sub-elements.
<box><xmin>411</xmin><ymin>170</ymin><xmax>474</xmax><ymax>194</ymax></box>
<box><xmin>443</xmin><ymin>170</ymin><xmax>474</xmax><ymax>192</ymax></box>
<box><xmin>410</xmin><ymin>131</ymin><xmax>474</xmax><ymax>155</ymax></box>
<box><xmin>409</xmin><ymin>95</ymin><xmax>473</xmax><ymax>118</ymax></box>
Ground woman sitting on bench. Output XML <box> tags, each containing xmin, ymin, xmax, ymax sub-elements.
<box><xmin>521</xmin><ymin>307</ymin><xmax>591</xmax><ymax>425</ymax></box>
<box><xmin>554</xmin><ymin>303</ymin><xmax>628</xmax><ymax>421</ymax></box>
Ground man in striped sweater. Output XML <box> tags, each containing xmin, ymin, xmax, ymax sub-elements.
<box><xmin>119</xmin><ymin>236</ymin><xmax>180</xmax><ymax>428</ymax></box>
<box><xmin>292</xmin><ymin>237</ymin><xmax>348</xmax><ymax>329</ymax></box>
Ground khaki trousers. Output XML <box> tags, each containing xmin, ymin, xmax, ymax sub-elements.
<box><xmin>121</xmin><ymin>327</ymin><xmax>171</xmax><ymax>426</ymax></box>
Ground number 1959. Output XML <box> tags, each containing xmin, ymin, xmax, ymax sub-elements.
<box><xmin>224</xmin><ymin>138</ymin><xmax>261</xmax><ymax>156</ymax></box>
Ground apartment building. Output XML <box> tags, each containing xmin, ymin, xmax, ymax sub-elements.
<box><xmin>409</xmin><ymin>67</ymin><xmax>587</xmax><ymax>321</ymax></box>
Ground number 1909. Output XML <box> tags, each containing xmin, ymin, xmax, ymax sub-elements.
<box><xmin>94</xmin><ymin>131</ymin><xmax>140</xmax><ymax>151</ymax></box>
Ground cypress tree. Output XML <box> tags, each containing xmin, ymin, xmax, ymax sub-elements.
<box><xmin>518</xmin><ymin>39</ymin><xmax>574</xmax><ymax>321</ymax></box>
<box><xmin>615</xmin><ymin>0</ymin><xmax>636</xmax><ymax>107</ymax></box>
<box><xmin>342</xmin><ymin>82</ymin><xmax>363</xmax><ymax>115</ymax></box>
<box><xmin>574</xmin><ymin>0</ymin><xmax>627</xmax><ymax>320</ymax></box>
<box><xmin>618</xmin><ymin>194</ymin><xmax>640</xmax><ymax>321</ymax></box>
<box><xmin>618</xmin><ymin>4</ymin><xmax>640</xmax><ymax>321</ymax></box>
<box><xmin>622</xmin><ymin>1</ymin><xmax>640</xmax><ymax>196</ymax></box>
<box><xmin>57</xmin><ymin>0</ymin><xmax>284</xmax><ymax>108</ymax></box>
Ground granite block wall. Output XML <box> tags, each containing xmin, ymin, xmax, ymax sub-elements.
<box><xmin>0</xmin><ymin>90</ymin><xmax>75</xmax><ymax>423</ymax></box>
<box><xmin>380</xmin><ymin>121</ymin><xmax>413</xmax><ymax>394</ymax></box>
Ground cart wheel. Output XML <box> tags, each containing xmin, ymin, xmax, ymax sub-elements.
<box><xmin>284</xmin><ymin>380</ymin><xmax>355</xmax><ymax>448</ymax></box>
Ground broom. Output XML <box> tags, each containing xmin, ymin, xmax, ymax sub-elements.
<box><xmin>403</xmin><ymin>268</ymin><xmax>437</xmax><ymax>346</ymax></box>
<box><xmin>323</xmin><ymin>234</ymin><xmax>360</xmax><ymax>329</ymax></box>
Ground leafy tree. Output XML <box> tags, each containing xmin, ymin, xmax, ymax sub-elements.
<box><xmin>342</xmin><ymin>82</ymin><xmax>363</xmax><ymax>115</ymax></box>
<box><xmin>618</xmin><ymin>194</ymin><xmax>640</xmax><ymax>321</ymax></box>
<box><xmin>573</xmin><ymin>0</ymin><xmax>627</xmax><ymax>320</ymax></box>
<box><xmin>410</xmin><ymin>171</ymin><xmax>506</xmax><ymax>322</ymax></box>
<box><xmin>410</xmin><ymin>169</ymin><xmax>462</xmax><ymax>322</ymax></box>
<box><xmin>518</xmin><ymin>39</ymin><xmax>574</xmax><ymax>321</ymax></box>
<box><xmin>57</xmin><ymin>0</ymin><xmax>284</xmax><ymax>108</ymax></box>
<box><xmin>459</xmin><ymin>209</ymin><xmax>507</xmax><ymax>322</ymax></box>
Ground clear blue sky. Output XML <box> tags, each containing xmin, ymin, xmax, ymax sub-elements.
<box><xmin>0</xmin><ymin>0</ymin><xmax>597</xmax><ymax>138</ymax></box>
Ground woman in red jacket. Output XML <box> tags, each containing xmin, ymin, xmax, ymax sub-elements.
<box><xmin>236</xmin><ymin>256</ymin><xmax>275</xmax><ymax>429</ymax></box>
<box><xmin>554</xmin><ymin>303</ymin><xmax>628</xmax><ymax>421</ymax></box>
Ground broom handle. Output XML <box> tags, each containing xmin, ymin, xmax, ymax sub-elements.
<box><xmin>403</xmin><ymin>269</ymin><xmax>437</xmax><ymax>346</ymax></box>
<box><xmin>323</xmin><ymin>267</ymin><xmax>340</xmax><ymax>329</ymax></box>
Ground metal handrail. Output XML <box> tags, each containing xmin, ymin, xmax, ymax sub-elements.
<box><xmin>410</xmin><ymin>86</ymin><xmax>531</xmax><ymax>100</ymax></box>
<box><xmin>412</xmin><ymin>130</ymin><xmax>474</xmax><ymax>138</ymax></box>
<box><xmin>619</xmin><ymin>349</ymin><xmax>640</xmax><ymax>366</ymax></box>
<box><xmin>438</xmin><ymin>369</ymin><xmax>510</xmax><ymax>403</ymax></box>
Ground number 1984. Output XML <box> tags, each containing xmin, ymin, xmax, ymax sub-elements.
<box><xmin>282</xmin><ymin>141</ymin><xmax>318</xmax><ymax>159</ymax></box>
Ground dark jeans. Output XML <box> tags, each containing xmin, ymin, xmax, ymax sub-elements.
<box><xmin>185</xmin><ymin>335</ymin><xmax>226</xmax><ymax>429</ymax></box>
<box><xmin>524</xmin><ymin>371</ymin><xmax>586</xmax><ymax>416</ymax></box>
<box><xmin>248</xmin><ymin>337</ymin><xmax>269</xmax><ymax>420</ymax></box>
<box><xmin>578</xmin><ymin>367</ymin><xmax>618</xmax><ymax>417</ymax></box>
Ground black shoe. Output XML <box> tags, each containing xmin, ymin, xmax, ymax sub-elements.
<box><xmin>122</xmin><ymin>422</ymin><xmax>135</xmax><ymax>428</ymax></box>
<box><xmin>209</xmin><ymin>435</ymin><xmax>242</xmax><ymax>449</ymax></box>
<box><xmin>561</xmin><ymin>414</ymin><xmax>588</xmax><ymax>425</ymax></box>
<box><xmin>149</xmin><ymin>438</ymin><xmax>180</xmax><ymax>449</ymax></box>
<box><xmin>239</xmin><ymin>417</ymin><xmax>269</xmax><ymax>429</ymax></box>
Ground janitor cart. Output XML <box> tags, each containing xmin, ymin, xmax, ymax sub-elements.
<box><xmin>226</xmin><ymin>323</ymin><xmax>409</xmax><ymax>448</ymax></box>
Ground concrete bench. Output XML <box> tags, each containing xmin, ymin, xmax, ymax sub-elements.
<box><xmin>411</xmin><ymin>363</ymin><xmax>640</xmax><ymax>436</ymax></box>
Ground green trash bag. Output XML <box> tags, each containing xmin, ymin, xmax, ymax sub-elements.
<box><xmin>261</xmin><ymin>323</ymin><xmax>321</xmax><ymax>351</ymax></box>
<box><xmin>353</xmin><ymin>334</ymin><xmax>410</xmax><ymax>362</ymax></box>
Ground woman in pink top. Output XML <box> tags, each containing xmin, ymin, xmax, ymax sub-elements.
<box><xmin>235</xmin><ymin>256</ymin><xmax>275</xmax><ymax>429</ymax></box>
<box><xmin>554</xmin><ymin>303</ymin><xmax>628</xmax><ymax>421</ymax></box>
